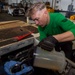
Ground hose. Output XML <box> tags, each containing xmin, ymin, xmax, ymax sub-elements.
<box><xmin>65</xmin><ymin>57</ymin><xmax>75</xmax><ymax>67</ymax></box>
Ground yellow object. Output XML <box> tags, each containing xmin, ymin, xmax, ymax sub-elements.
<box><xmin>70</xmin><ymin>15</ymin><xmax>75</xmax><ymax>20</ymax></box>
<box><xmin>45</xmin><ymin>1</ymin><xmax>54</xmax><ymax>13</ymax></box>
<box><xmin>47</xmin><ymin>7</ymin><xmax>54</xmax><ymax>13</ymax></box>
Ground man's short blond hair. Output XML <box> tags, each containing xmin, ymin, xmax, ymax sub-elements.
<box><xmin>26</xmin><ymin>2</ymin><xmax>46</xmax><ymax>17</ymax></box>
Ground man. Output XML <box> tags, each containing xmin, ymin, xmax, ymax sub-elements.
<box><xmin>26</xmin><ymin>2</ymin><xmax>75</xmax><ymax>60</ymax></box>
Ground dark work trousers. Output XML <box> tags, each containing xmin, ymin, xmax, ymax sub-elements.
<box><xmin>55</xmin><ymin>41</ymin><xmax>73</xmax><ymax>60</ymax></box>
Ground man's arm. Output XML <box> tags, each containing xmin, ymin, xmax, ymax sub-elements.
<box><xmin>53</xmin><ymin>31</ymin><xmax>75</xmax><ymax>42</ymax></box>
<box><xmin>38</xmin><ymin>31</ymin><xmax>75</xmax><ymax>51</ymax></box>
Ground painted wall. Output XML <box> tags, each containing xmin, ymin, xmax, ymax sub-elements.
<box><xmin>32</xmin><ymin>0</ymin><xmax>53</xmax><ymax>7</ymax></box>
<box><xmin>6</xmin><ymin>0</ymin><xmax>22</xmax><ymax>5</ymax></box>
<box><xmin>59</xmin><ymin>0</ymin><xmax>75</xmax><ymax>11</ymax></box>
<box><xmin>32</xmin><ymin>0</ymin><xmax>75</xmax><ymax>11</ymax></box>
<box><xmin>6</xmin><ymin>0</ymin><xmax>75</xmax><ymax>11</ymax></box>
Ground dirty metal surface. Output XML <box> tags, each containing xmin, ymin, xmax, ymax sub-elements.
<box><xmin>24</xmin><ymin>26</ymin><xmax>38</xmax><ymax>33</ymax></box>
<box><xmin>0</xmin><ymin>20</ymin><xmax>26</xmax><ymax>30</ymax></box>
<box><xmin>0</xmin><ymin>26</ymin><xmax>33</xmax><ymax>46</ymax></box>
<box><xmin>0</xmin><ymin>20</ymin><xmax>38</xmax><ymax>46</ymax></box>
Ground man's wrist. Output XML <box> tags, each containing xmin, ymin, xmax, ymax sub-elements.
<box><xmin>48</xmin><ymin>36</ymin><xmax>58</xmax><ymax>45</ymax></box>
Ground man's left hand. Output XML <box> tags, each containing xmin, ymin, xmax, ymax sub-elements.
<box><xmin>38</xmin><ymin>36</ymin><xmax>58</xmax><ymax>51</ymax></box>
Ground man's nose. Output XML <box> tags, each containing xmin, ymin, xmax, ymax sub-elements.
<box><xmin>35</xmin><ymin>20</ymin><xmax>39</xmax><ymax>25</ymax></box>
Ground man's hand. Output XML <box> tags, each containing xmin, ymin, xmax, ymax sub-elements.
<box><xmin>38</xmin><ymin>36</ymin><xmax>58</xmax><ymax>51</ymax></box>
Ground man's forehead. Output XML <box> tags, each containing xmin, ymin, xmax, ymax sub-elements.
<box><xmin>31</xmin><ymin>11</ymin><xmax>41</xmax><ymax>19</ymax></box>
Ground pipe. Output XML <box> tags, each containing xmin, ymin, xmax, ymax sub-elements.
<box><xmin>65</xmin><ymin>57</ymin><xmax>75</xmax><ymax>67</ymax></box>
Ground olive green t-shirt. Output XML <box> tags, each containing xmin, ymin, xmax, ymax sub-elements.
<box><xmin>38</xmin><ymin>13</ymin><xmax>75</xmax><ymax>41</ymax></box>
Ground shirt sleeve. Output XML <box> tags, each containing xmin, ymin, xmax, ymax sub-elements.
<box><xmin>56</xmin><ymin>13</ymin><xmax>75</xmax><ymax>36</ymax></box>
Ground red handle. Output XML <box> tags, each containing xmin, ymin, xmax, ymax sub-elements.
<box><xmin>14</xmin><ymin>31</ymin><xmax>34</xmax><ymax>41</ymax></box>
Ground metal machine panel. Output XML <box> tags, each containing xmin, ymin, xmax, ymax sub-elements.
<box><xmin>0</xmin><ymin>37</ymin><xmax>34</xmax><ymax>56</ymax></box>
<box><xmin>0</xmin><ymin>26</ymin><xmax>34</xmax><ymax>56</ymax></box>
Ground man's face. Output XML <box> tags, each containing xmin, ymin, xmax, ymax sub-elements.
<box><xmin>31</xmin><ymin>9</ymin><xmax>49</xmax><ymax>27</ymax></box>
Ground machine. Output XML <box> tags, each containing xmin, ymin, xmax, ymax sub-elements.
<box><xmin>0</xmin><ymin>25</ymin><xmax>75</xmax><ymax>75</ymax></box>
<box><xmin>33</xmin><ymin>46</ymin><xmax>75</xmax><ymax>75</ymax></box>
<box><xmin>0</xmin><ymin>26</ymin><xmax>35</xmax><ymax>74</ymax></box>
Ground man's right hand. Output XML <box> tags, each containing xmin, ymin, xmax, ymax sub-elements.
<box><xmin>38</xmin><ymin>36</ymin><xmax>58</xmax><ymax>51</ymax></box>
